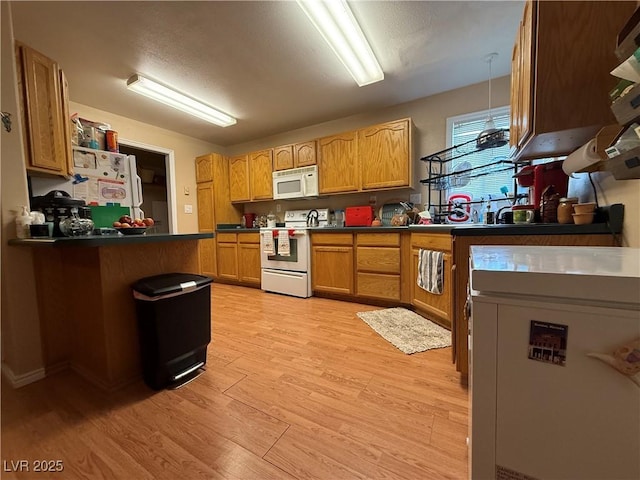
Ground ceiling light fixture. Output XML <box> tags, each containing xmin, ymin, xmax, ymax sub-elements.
<box><xmin>126</xmin><ymin>74</ymin><xmax>236</xmax><ymax>127</ymax></box>
<box><xmin>477</xmin><ymin>52</ymin><xmax>507</xmax><ymax>149</ymax></box>
<box><xmin>296</xmin><ymin>0</ymin><xmax>384</xmax><ymax>87</ymax></box>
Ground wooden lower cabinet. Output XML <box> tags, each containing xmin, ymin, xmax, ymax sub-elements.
<box><xmin>216</xmin><ymin>233</ymin><xmax>238</xmax><ymax>281</ymax></box>
<box><xmin>215</xmin><ymin>231</ymin><xmax>260</xmax><ymax>286</ymax></box>
<box><xmin>410</xmin><ymin>233</ymin><xmax>454</xmax><ymax>330</ymax></box>
<box><xmin>199</xmin><ymin>238</ymin><xmax>217</xmax><ymax>278</ymax></box>
<box><xmin>311</xmin><ymin>233</ymin><xmax>354</xmax><ymax>295</ymax></box>
<box><xmin>356</xmin><ymin>233</ymin><xmax>401</xmax><ymax>301</ymax></box>
<box><xmin>238</xmin><ymin>233</ymin><xmax>261</xmax><ymax>285</ymax></box>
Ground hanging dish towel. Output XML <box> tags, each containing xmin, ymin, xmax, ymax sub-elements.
<box><xmin>261</xmin><ymin>230</ymin><xmax>275</xmax><ymax>255</ymax></box>
<box><xmin>417</xmin><ymin>249</ymin><xmax>444</xmax><ymax>295</ymax></box>
<box><xmin>277</xmin><ymin>229</ymin><xmax>290</xmax><ymax>256</ymax></box>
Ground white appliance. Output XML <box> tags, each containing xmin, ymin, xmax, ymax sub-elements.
<box><xmin>30</xmin><ymin>146</ymin><xmax>144</xmax><ymax>218</ymax></box>
<box><xmin>260</xmin><ymin>208</ymin><xmax>329</xmax><ymax>298</ymax></box>
<box><xmin>272</xmin><ymin>165</ymin><xmax>319</xmax><ymax>200</ymax></box>
<box><xmin>469</xmin><ymin>245</ymin><xmax>640</xmax><ymax>480</ymax></box>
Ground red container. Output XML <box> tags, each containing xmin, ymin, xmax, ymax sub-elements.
<box><xmin>345</xmin><ymin>206</ymin><xmax>374</xmax><ymax>227</ymax></box>
<box><xmin>106</xmin><ymin>130</ymin><xmax>118</xmax><ymax>152</ymax></box>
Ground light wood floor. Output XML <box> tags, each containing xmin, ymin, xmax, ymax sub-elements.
<box><xmin>1</xmin><ymin>283</ymin><xmax>469</xmax><ymax>479</ymax></box>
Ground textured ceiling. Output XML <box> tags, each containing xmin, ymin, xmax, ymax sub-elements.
<box><xmin>10</xmin><ymin>1</ymin><xmax>523</xmax><ymax>147</ymax></box>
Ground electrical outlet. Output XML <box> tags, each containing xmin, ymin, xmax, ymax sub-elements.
<box><xmin>276</xmin><ymin>204</ymin><xmax>282</xmax><ymax>213</ymax></box>
<box><xmin>369</xmin><ymin>195</ymin><xmax>377</xmax><ymax>205</ymax></box>
<box><xmin>410</xmin><ymin>193</ymin><xmax>422</xmax><ymax>205</ymax></box>
<box><xmin>184</xmin><ymin>204</ymin><xmax>193</xmax><ymax>214</ymax></box>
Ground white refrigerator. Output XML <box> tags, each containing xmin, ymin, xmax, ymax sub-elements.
<box><xmin>30</xmin><ymin>146</ymin><xmax>144</xmax><ymax>218</ymax></box>
<box><xmin>469</xmin><ymin>245</ymin><xmax>640</xmax><ymax>480</ymax></box>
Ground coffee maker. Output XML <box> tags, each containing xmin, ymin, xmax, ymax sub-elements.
<box><xmin>516</xmin><ymin>160</ymin><xmax>569</xmax><ymax>209</ymax></box>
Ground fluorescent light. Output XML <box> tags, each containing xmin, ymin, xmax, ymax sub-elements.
<box><xmin>126</xmin><ymin>74</ymin><xmax>236</xmax><ymax>127</ymax></box>
<box><xmin>297</xmin><ymin>0</ymin><xmax>384</xmax><ymax>87</ymax></box>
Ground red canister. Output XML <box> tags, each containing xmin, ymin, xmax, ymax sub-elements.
<box><xmin>106</xmin><ymin>130</ymin><xmax>119</xmax><ymax>152</ymax></box>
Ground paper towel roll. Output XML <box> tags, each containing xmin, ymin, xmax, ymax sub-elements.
<box><xmin>562</xmin><ymin>139</ymin><xmax>601</xmax><ymax>175</ymax></box>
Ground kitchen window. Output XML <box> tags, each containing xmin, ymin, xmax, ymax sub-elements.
<box><xmin>446</xmin><ymin>106</ymin><xmax>517</xmax><ymax>203</ymax></box>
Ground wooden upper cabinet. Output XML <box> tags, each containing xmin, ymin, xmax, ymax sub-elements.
<box><xmin>317</xmin><ymin>131</ymin><xmax>359</xmax><ymax>194</ymax></box>
<box><xmin>195</xmin><ymin>154</ymin><xmax>213</xmax><ymax>183</ymax></box>
<box><xmin>17</xmin><ymin>43</ymin><xmax>70</xmax><ymax>175</ymax></box>
<box><xmin>511</xmin><ymin>0</ymin><xmax>635</xmax><ymax>161</ymax></box>
<box><xmin>248</xmin><ymin>149</ymin><xmax>273</xmax><ymax>200</ymax></box>
<box><xmin>196</xmin><ymin>182</ymin><xmax>214</xmax><ymax>232</ymax></box>
<box><xmin>358</xmin><ymin>119</ymin><xmax>412</xmax><ymax>190</ymax></box>
<box><xmin>59</xmin><ymin>69</ymin><xmax>74</xmax><ymax>177</ymax></box>
<box><xmin>273</xmin><ymin>145</ymin><xmax>294</xmax><ymax>171</ymax></box>
<box><xmin>274</xmin><ymin>141</ymin><xmax>316</xmax><ymax>171</ymax></box>
<box><xmin>294</xmin><ymin>140</ymin><xmax>316</xmax><ymax>168</ymax></box>
<box><xmin>229</xmin><ymin>155</ymin><xmax>250</xmax><ymax>203</ymax></box>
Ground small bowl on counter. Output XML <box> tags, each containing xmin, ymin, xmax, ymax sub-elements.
<box><xmin>573</xmin><ymin>202</ymin><xmax>596</xmax><ymax>214</ymax></box>
<box><xmin>572</xmin><ymin>213</ymin><xmax>595</xmax><ymax>225</ymax></box>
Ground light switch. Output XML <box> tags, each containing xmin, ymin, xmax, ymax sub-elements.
<box><xmin>184</xmin><ymin>186</ymin><xmax>190</xmax><ymax>195</ymax></box>
<box><xmin>184</xmin><ymin>204</ymin><xmax>193</xmax><ymax>214</ymax></box>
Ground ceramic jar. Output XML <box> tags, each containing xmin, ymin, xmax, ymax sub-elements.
<box><xmin>557</xmin><ymin>197</ymin><xmax>579</xmax><ymax>224</ymax></box>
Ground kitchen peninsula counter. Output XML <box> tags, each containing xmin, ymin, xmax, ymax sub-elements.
<box><xmin>14</xmin><ymin>232</ymin><xmax>212</xmax><ymax>391</ymax></box>
<box><xmin>9</xmin><ymin>232</ymin><xmax>212</xmax><ymax>247</ymax></box>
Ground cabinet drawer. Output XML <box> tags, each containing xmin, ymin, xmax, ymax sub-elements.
<box><xmin>216</xmin><ymin>232</ymin><xmax>237</xmax><ymax>243</ymax></box>
<box><xmin>356</xmin><ymin>273</ymin><xmax>400</xmax><ymax>301</ymax></box>
<box><xmin>356</xmin><ymin>233</ymin><xmax>400</xmax><ymax>247</ymax></box>
<box><xmin>411</xmin><ymin>233</ymin><xmax>452</xmax><ymax>252</ymax></box>
<box><xmin>356</xmin><ymin>247</ymin><xmax>400</xmax><ymax>274</ymax></box>
<box><xmin>238</xmin><ymin>232</ymin><xmax>260</xmax><ymax>244</ymax></box>
<box><xmin>311</xmin><ymin>233</ymin><xmax>353</xmax><ymax>246</ymax></box>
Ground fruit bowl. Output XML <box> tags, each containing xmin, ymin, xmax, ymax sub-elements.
<box><xmin>116</xmin><ymin>227</ymin><xmax>147</xmax><ymax>235</ymax></box>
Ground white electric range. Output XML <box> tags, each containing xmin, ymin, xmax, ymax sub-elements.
<box><xmin>260</xmin><ymin>209</ymin><xmax>330</xmax><ymax>298</ymax></box>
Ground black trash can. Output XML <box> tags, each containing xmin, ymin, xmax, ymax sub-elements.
<box><xmin>132</xmin><ymin>273</ymin><xmax>213</xmax><ymax>390</ymax></box>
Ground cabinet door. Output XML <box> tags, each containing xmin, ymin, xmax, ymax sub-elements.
<box><xmin>249</xmin><ymin>149</ymin><xmax>274</xmax><ymax>200</ymax></box>
<box><xmin>509</xmin><ymin>28</ymin><xmax>522</xmax><ymax>149</ymax></box>
<box><xmin>273</xmin><ymin>145</ymin><xmax>294</xmax><ymax>171</ymax></box>
<box><xmin>317</xmin><ymin>131</ymin><xmax>359</xmax><ymax>194</ymax></box>
<box><xmin>311</xmin><ymin>246</ymin><xmax>354</xmax><ymax>294</ymax></box>
<box><xmin>195</xmin><ymin>154</ymin><xmax>213</xmax><ymax>183</ymax></box>
<box><xmin>238</xmin><ymin>243</ymin><xmax>261</xmax><ymax>284</ymax></box>
<box><xmin>19</xmin><ymin>44</ymin><xmax>67</xmax><ymax>174</ymax></box>
<box><xmin>229</xmin><ymin>155</ymin><xmax>250</xmax><ymax>203</ymax></box>
<box><xmin>199</xmin><ymin>238</ymin><xmax>217</xmax><ymax>278</ymax></box>
<box><xmin>358</xmin><ymin>119</ymin><xmax>411</xmax><ymax>190</ymax></box>
<box><xmin>197</xmin><ymin>182</ymin><xmax>214</xmax><ymax>231</ymax></box>
<box><xmin>411</xmin><ymin>249</ymin><xmax>453</xmax><ymax>328</ymax></box>
<box><xmin>294</xmin><ymin>140</ymin><xmax>317</xmax><ymax>168</ymax></box>
<box><xmin>518</xmin><ymin>0</ymin><xmax>533</xmax><ymax>148</ymax></box>
<box><xmin>217</xmin><ymin>243</ymin><xmax>238</xmax><ymax>280</ymax></box>
<box><xmin>59</xmin><ymin>69</ymin><xmax>74</xmax><ymax>176</ymax></box>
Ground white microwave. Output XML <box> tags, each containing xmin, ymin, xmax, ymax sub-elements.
<box><xmin>272</xmin><ymin>165</ymin><xmax>319</xmax><ymax>200</ymax></box>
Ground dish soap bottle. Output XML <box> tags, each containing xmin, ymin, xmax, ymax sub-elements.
<box><xmin>15</xmin><ymin>205</ymin><xmax>32</xmax><ymax>238</ymax></box>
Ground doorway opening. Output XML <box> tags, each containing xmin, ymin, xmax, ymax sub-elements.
<box><xmin>118</xmin><ymin>139</ymin><xmax>178</xmax><ymax>234</ymax></box>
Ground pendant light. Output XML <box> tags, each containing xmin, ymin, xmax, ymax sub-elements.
<box><xmin>477</xmin><ymin>52</ymin><xmax>507</xmax><ymax>149</ymax></box>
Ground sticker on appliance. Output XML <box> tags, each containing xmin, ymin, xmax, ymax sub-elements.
<box><xmin>528</xmin><ymin>320</ymin><xmax>568</xmax><ymax>366</ymax></box>
<box><xmin>98</xmin><ymin>178</ymin><xmax>127</xmax><ymax>201</ymax></box>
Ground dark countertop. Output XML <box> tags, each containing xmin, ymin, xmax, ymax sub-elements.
<box><xmin>303</xmin><ymin>223</ymin><xmax>619</xmax><ymax>236</ymax></box>
<box><xmin>215</xmin><ymin>219</ymin><xmax>620</xmax><ymax>237</ymax></box>
<box><xmin>8</xmin><ymin>232</ymin><xmax>213</xmax><ymax>248</ymax></box>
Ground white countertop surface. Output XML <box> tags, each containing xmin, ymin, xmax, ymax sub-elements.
<box><xmin>470</xmin><ymin>245</ymin><xmax>640</xmax><ymax>307</ymax></box>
